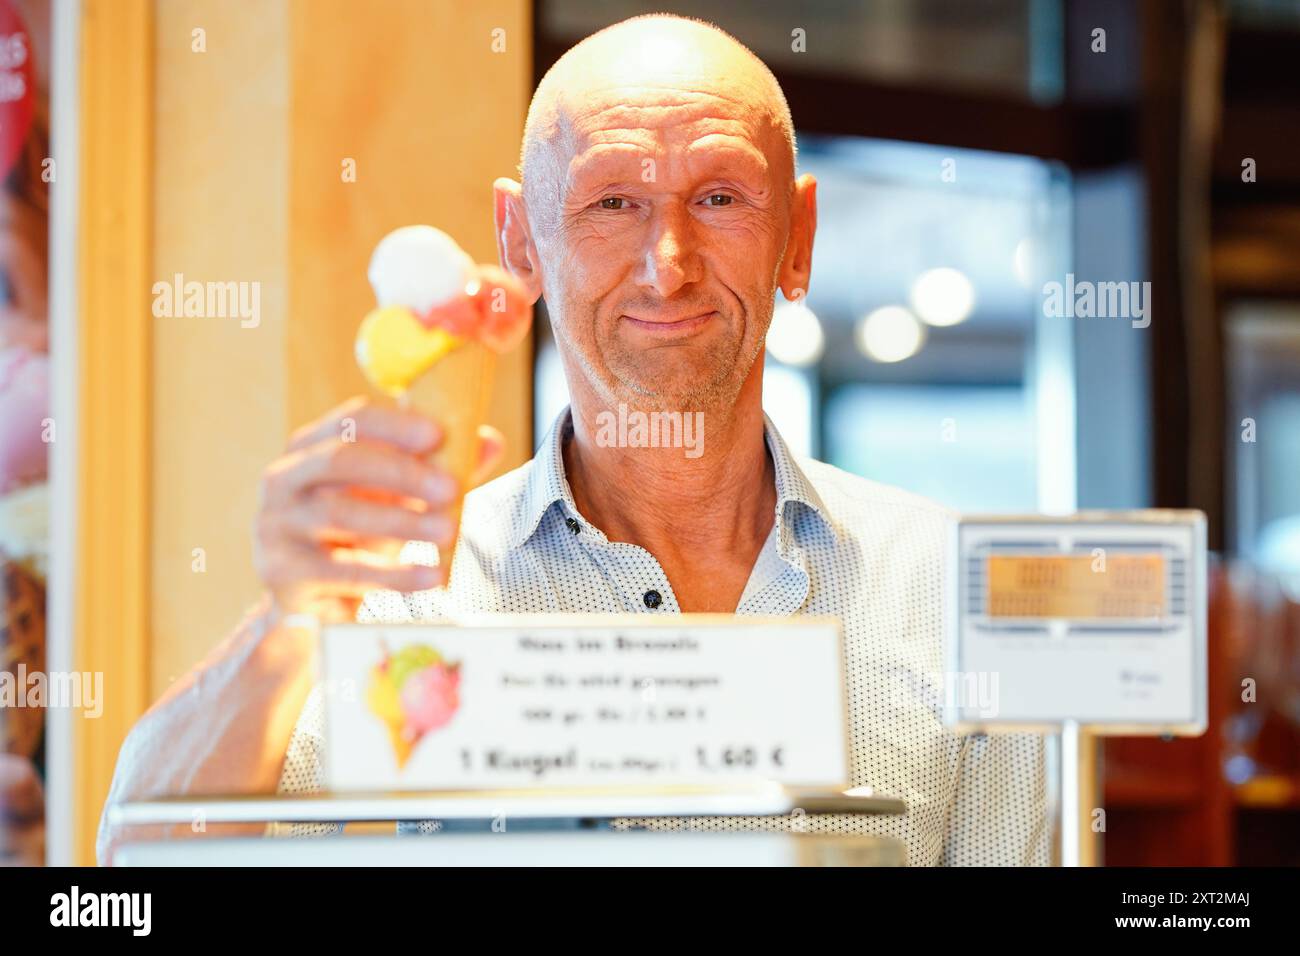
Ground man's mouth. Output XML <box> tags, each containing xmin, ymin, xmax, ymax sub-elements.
<box><xmin>621</xmin><ymin>310</ymin><xmax>717</xmax><ymax>337</ymax></box>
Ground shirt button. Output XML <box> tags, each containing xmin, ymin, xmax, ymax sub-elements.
<box><xmin>643</xmin><ymin>590</ymin><xmax>662</xmax><ymax>609</ymax></box>
<box><xmin>565</xmin><ymin>517</ymin><xmax>581</xmax><ymax>535</ymax></box>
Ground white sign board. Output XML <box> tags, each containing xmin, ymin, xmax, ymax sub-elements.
<box><xmin>319</xmin><ymin>616</ymin><xmax>850</xmax><ymax>791</ymax></box>
<box><xmin>946</xmin><ymin>511</ymin><xmax>1207</xmax><ymax>734</ymax></box>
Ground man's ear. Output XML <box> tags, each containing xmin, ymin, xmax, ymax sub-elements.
<box><xmin>493</xmin><ymin>177</ymin><xmax>544</xmax><ymax>304</ymax></box>
<box><xmin>778</xmin><ymin>173</ymin><xmax>817</xmax><ymax>303</ymax></box>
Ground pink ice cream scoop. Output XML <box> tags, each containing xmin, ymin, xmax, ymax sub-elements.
<box><xmin>399</xmin><ymin>262</ymin><xmax>532</xmax><ymax>354</ymax></box>
<box><xmin>466</xmin><ymin>264</ymin><xmax>533</xmax><ymax>353</ymax></box>
<box><xmin>0</xmin><ymin>346</ymin><xmax>49</xmax><ymax>493</ymax></box>
<box><xmin>398</xmin><ymin>663</ymin><xmax>462</xmax><ymax>738</ymax></box>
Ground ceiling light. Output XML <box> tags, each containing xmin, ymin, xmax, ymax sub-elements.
<box><xmin>766</xmin><ymin>300</ymin><xmax>825</xmax><ymax>367</ymax></box>
<box><xmin>856</xmin><ymin>306</ymin><xmax>926</xmax><ymax>363</ymax></box>
<box><xmin>909</xmin><ymin>267</ymin><xmax>975</xmax><ymax>327</ymax></box>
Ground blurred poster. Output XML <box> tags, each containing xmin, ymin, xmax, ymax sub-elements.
<box><xmin>0</xmin><ymin>0</ymin><xmax>47</xmax><ymax>867</ymax></box>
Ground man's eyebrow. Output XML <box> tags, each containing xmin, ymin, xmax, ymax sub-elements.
<box><xmin>566</xmin><ymin>145</ymin><xmax>771</xmax><ymax>195</ymax></box>
<box><xmin>699</xmin><ymin>157</ymin><xmax>768</xmax><ymax>185</ymax></box>
<box><xmin>568</xmin><ymin>165</ymin><xmax>636</xmax><ymax>188</ymax></box>
<box><xmin>683</xmin><ymin>139</ymin><xmax>771</xmax><ymax>180</ymax></box>
<box><xmin>565</xmin><ymin>148</ymin><xmax>645</xmax><ymax>192</ymax></box>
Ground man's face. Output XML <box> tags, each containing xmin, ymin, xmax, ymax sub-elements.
<box><xmin>530</xmin><ymin>84</ymin><xmax>795</xmax><ymax>412</ymax></box>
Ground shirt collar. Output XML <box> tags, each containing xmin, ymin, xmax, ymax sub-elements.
<box><xmin>506</xmin><ymin>405</ymin><xmax>840</xmax><ymax>552</ymax></box>
<box><xmin>507</xmin><ymin>407</ymin><xmax>582</xmax><ymax>550</ymax></box>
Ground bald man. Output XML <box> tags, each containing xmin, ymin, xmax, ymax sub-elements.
<box><xmin>99</xmin><ymin>15</ymin><xmax>1048</xmax><ymax>866</ymax></box>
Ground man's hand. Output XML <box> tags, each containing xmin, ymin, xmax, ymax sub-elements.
<box><xmin>254</xmin><ymin>396</ymin><xmax>503</xmax><ymax>624</ymax></box>
<box><xmin>98</xmin><ymin>395</ymin><xmax>509</xmax><ymax>863</ymax></box>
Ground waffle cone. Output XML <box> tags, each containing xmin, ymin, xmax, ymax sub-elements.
<box><xmin>402</xmin><ymin>339</ymin><xmax>497</xmax><ymax>571</ymax></box>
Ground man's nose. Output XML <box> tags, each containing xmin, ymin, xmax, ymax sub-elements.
<box><xmin>636</xmin><ymin>204</ymin><xmax>701</xmax><ymax>298</ymax></box>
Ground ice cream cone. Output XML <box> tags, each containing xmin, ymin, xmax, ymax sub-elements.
<box><xmin>402</xmin><ymin>338</ymin><xmax>497</xmax><ymax>573</ymax></box>
<box><xmin>386</xmin><ymin>722</ymin><xmax>414</xmax><ymax>769</ymax></box>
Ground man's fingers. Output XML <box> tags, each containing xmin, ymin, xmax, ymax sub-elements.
<box><xmin>285</xmin><ymin>396</ymin><xmax>443</xmax><ymax>455</ymax></box>
<box><xmin>258</xmin><ymin>398</ymin><xmax>464</xmax><ymax>617</ymax></box>
<box><xmin>282</xmin><ymin>490</ymin><xmax>456</xmax><ymax>549</ymax></box>
<box><xmin>313</xmin><ymin>548</ymin><xmax>445</xmax><ymax>591</ymax></box>
<box><xmin>264</xmin><ymin>541</ymin><xmax>446</xmax><ymax>600</ymax></box>
<box><xmin>270</xmin><ymin>438</ymin><xmax>459</xmax><ymax>507</ymax></box>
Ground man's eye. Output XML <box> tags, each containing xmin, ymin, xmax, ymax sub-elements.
<box><xmin>703</xmin><ymin>194</ymin><xmax>734</xmax><ymax>207</ymax></box>
<box><xmin>597</xmin><ymin>197</ymin><xmax>628</xmax><ymax>210</ymax></box>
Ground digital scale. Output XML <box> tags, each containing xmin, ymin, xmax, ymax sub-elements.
<box><xmin>945</xmin><ymin>510</ymin><xmax>1208</xmax><ymax>865</ymax></box>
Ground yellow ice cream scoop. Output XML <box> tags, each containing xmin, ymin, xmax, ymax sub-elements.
<box><xmin>354</xmin><ymin>305</ymin><xmax>463</xmax><ymax>396</ymax></box>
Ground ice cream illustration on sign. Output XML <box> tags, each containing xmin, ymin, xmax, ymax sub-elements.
<box><xmin>366</xmin><ymin>641</ymin><xmax>462</xmax><ymax>769</ymax></box>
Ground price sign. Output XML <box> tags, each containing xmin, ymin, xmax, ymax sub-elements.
<box><xmin>319</xmin><ymin>616</ymin><xmax>850</xmax><ymax>791</ymax></box>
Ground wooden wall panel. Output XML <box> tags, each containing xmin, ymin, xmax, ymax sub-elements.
<box><xmin>77</xmin><ymin>0</ymin><xmax>532</xmax><ymax>863</ymax></box>
<box><xmin>149</xmin><ymin>0</ymin><xmax>532</xmax><ymax>699</ymax></box>
<box><xmin>150</xmin><ymin>0</ymin><xmax>291</xmax><ymax>701</ymax></box>
<box><xmin>76</xmin><ymin>0</ymin><xmax>153</xmax><ymax>866</ymax></box>
<box><xmin>286</xmin><ymin>0</ymin><xmax>534</xmax><ymax>467</ymax></box>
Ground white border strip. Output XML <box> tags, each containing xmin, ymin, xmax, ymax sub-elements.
<box><xmin>46</xmin><ymin>0</ymin><xmax>81</xmax><ymax>867</ymax></box>
<box><xmin>109</xmin><ymin>786</ymin><xmax>906</xmax><ymax>826</ymax></box>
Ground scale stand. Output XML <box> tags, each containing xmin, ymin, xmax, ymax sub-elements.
<box><xmin>1055</xmin><ymin>719</ymin><xmax>1102</xmax><ymax>867</ymax></box>
<box><xmin>950</xmin><ymin>512</ymin><xmax>1208</xmax><ymax>869</ymax></box>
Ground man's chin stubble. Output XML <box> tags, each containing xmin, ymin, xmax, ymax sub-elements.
<box><xmin>607</xmin><ymin>340</ymin><xmax>763</xmax><ymax>414</ymax></box>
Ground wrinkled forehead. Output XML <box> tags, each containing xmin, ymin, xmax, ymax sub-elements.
<box><xmin>523</xmin><ymin>32</ymin><xmax>793</xmax><ymax>211</ymax></box>
<box><xmin>555</xmin><ymin>82</ymin><xmax>780</xmax><ymax>186</ymax></box>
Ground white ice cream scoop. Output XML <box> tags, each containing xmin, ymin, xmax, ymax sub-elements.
<box><xmin>366</xmin><ymin>225</ymin><xmax>475</xmax><ymax>316</ymax></box>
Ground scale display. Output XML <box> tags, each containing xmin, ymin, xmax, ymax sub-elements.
<box><xmin>946</xmin><ymin>512</ymin><xmax>1206</xmax><ymax>734</ymax></box>
<box><xmin>985</xmin><ymin>554</ymin><xmax>1166</xmax><ymax>620</ymax></box>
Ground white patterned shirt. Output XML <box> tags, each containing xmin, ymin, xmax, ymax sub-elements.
<box><xmin>275</xmin><ymin>407</ymin><xmax>1050</xmax><ymax>865</ymax></box>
